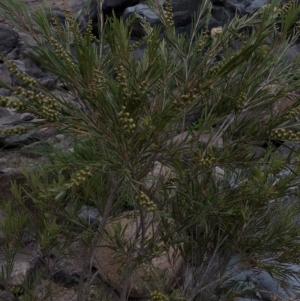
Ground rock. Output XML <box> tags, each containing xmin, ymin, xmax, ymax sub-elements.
<box><xmin>103</xmin><ymin>0</ymin><xmax>139</xmax><ymax>12</ymax></box>
<box><xmin>78</xmin><ymin>205</ymin><xmax>101</xmax><ymax>224</ymax></box>
<box><xmin>0</xmin><ymin>126</ymin><xmax>57</xmax><ymax>148</ymax></box>
<box><xmin>24</xmin><ymin>0</ymin><xmax>98</xmax><ymax>31</ymax></box>
<box><xmin>0</xmin><ymin>168</ymin><xmax>24</xmax><ymax>201</ymax></box>
<box><xmin>123</xmin><ymin>4</ymin><xmax>161</xmax><ymax>36</ymax></box>
<box><xmin>51</xmin><ymin>256</ymin><xmax>82</xmax><ymax>288</ymax></box>
<box><xmin>225</xmin><ymin>0</ymin><xmax>268</xmax><ymax>16</ymax></box>
<box><xmin>18</xmin><ymin>32</ymin><xmax>38</xmax><ymax>50</ymax></box>
<box><xmin>145</xmin><ymin>161</ymin><xmax>176</xmax><ymax>187</ymax></box>
<box><xmin>221</xmin><ymin>254</ymin><xmax>300</xmax><ymax>301</ymax></box>
<box><xmin>123</xmin><ymin>0</ymin><xmax>201</xmax><ymax>36</ymax></box>
<box><xmin>209</xmin><ymin>6</ymin><xmax>232</xmax><ymax>29</ymax></box>
<box><xmin>248</xmin><ymin>270</ymin><xmax>290</xmax><ymax>301</ymax></box>
<box><xmin>42</xmin><ymin>240</ymin><xmax>89</xmax><ymax>288</ymax></box>
<box><xmin>0</xmin><ymin>25</ymin><xmax>19</xmax><ymax>56</ymax></box>
<box><xmin>94</xmin><ymin>211</ymin><xmax>183</xmax><ymax>298</ymax></box>
<box><xmin>167</xmin><ymin>131</ymin><xmax>223</xmax><ymax>148</ymax></box>
<box><xmin>0</xmin><ymin>291</ymin><xmax>16</xmax><ymax>301</ymax></box>
<box><xmin>284</xmin><ymin>44</ymin><xmax>300</xmax><ymax>63</ymax></box>
<box><xmin>0</xmin><ymin>64</ymin><xmax>12</xmax><ymax>86</ymax></box>
<box><xmin>33</xmin><ymin>280</ymin><xmax>78</xmax><ymax>301</ymax></box>
<box><xmin>0</xmin><ymin>107</ymin><xmax>20</xmax><ymax>128</ymax></box>
<box><xmin>278</xmin><ymin>263</ymin><xmax>300</xmax><ymax>298</ymax></box>
<box><xmin>10</xmin><ymin>58</ymin><xmax>49</xmax><ymax>84</ymax></box>
<box><xmin>0</xmin><ymin>88</ymin><xmax>11</xmax><ymax>96</ymax></box>
<box><xmin>0</xmin><ymin>243</ymin><xmax>40</xmax><ymax>286</ymax></box>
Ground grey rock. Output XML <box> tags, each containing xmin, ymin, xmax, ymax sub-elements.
<box><xmin>11</xmin><ymin>59</ymin><xmax>26</xmax><ymax>73</ymax></box>
<box><xmin>38</xmin><ymin>76</ymin><xmax>58</xmax><ymax>90</ymax></box>
<box><xmin>0</xmin><ymin>243</ymin><xmax>40</xmax><ymax>286</ymax></box>
<box><xmin>18</xmin><ymin>32</ymin><xmax>38</xmax><ymax>50</ymax></box>
<box><xmin>225</xmin><ymin>253</ymin><xmax>244</xmax><ymax>275</ymax></box>
<box><xmin>0</xmin><ymin>107</ymin><xmax>19</xmax><ymax>127</ymax></box>
<box><xmin>248</xmin><ymin>270</ymin><xmax>290</xmax><ymax>301</ymax></box>
<box><xmin>276</xmin><ymin>263</ymin><xmax>300</xmax><ymax>297</ymax></box>
<box><xmin>51</xmin><ymin>256</ymin><xmax>82</xmax><ymax>288</ymax></box>
<box><xmin>45</xmin><ymin>241</ymin><xmax>88</xmax><ymax>288</ymax></box>
<box><xmin>210</xmin><ymin>6</ymin><xmax>232</xmax><ymax>27</ymax></box>
<box><xmin>21</xmin><ymin>113</ymin><xmax>35</xmax><ymax>122</ymax></box>
<box><xmin>23</xmin><ymin>0</ymin><xmax>98</xmax><ymax>31</ymax></box>
<box><xmin>171</xmin><ymin>0</ymin><xmax>201</xmax><ymax>12</ymax></box>
<box><xmin>0</xmin><ymin>107</ymin><xmax>34</xmax><ymax>131</ymax></box>
<box><xmin>5</xmin><ymin>48</ymin><xmax>20</xmax><ymax>61</ymax></box>
<box><xmin>234</xmin><ymin>297</ymin><xmax>261</xmax><ymax>301</ymax></box>
<box><xmin>225</xmin><ymin>0</ymin><xmax>268</xmax><ymax>15</ymax></box>
<box><xmin>11</xmin><ymin>58</ymin><xmax>44</xmax><ymax>80</ymax></box>
<box><xmin>123</xmin><ymin>0</ymin><xmax>203</xmax><ymax>36</ymax></box>
<box><xmin>0</xmin><ymin>291</ymin><xmax>16</xmax><ymax>301</ymax></box>
<box><xmin>0</xmin><ymin>88</ymin><xmax>11</xmax><ymax>96</ymax></box>
<box><xmin>0</xmin><ymin>168</ymin><xmax>24</xmax><ymax>202</ymax></box>
<box><xmin>0</xmin><ymin>25</ymin><xmax>19</xmax><ymax>56</ymax></box>
<box><xmin>0</xmin><ymin>127</ymin><xmax>57</xmax><ymax>148</ymax></box>
<box><xmin>103</xmin><ymin>0</ymin><xmax>139</xmax><ymax>11</ymax></box>
<box><xmin>284</xmin><ymin>44</ymin><xmax>300</xmax><ymax>63</ymax></box>
<box><xmin>0</xmin><ymin>63</ymin><xmax>12</xmax><ymax>86</ymax></box>
<box><xmin>78</xmin><ymin>205</ymin><xmax>101</xmax><ymax>224</ymax></box>
<box><xmin>123</xmin><ymin>4</ymin><xmax>161</xmax><ymax>36</ymax></box>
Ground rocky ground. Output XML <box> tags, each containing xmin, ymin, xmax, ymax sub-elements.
<box><xmin>2</xmin><ymin>0</ymin><xmax>300</xmax><ymax>300</ymax></box>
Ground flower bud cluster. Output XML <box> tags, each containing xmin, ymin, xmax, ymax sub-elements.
<box><xmin>254</xmin><ymin>259</ymin><xmax>268</xmax><ymax>269</ymax></box>
<box><xmin>197</xmin><ymin>29</ymin><xmax>210</xmax><ymax>53</ymax></box>
<box><xmin>6</xmin><ymin>60</ymin><xmax>36</xmax><ymax>87</ymax></box>
<box><xmin>118</xmin><ymin>106</ymin><xmax>136</xmax><ymax>133</ymax></box>
<box><xmin>0</xmin><ymin>127</ymin><xmax>27</xmax><ymax>137</ymax></box>
<box><xmin>91</xmin><ymin>67</ymin><xmax>106</xmax><ymax>94</ymax></box>
<box><xmin>173</xmin><ymin>90</ymin><xmax>197</xmax><ymax>112</ymax></box>
<box><xmin>156</xmin><ymin>79</ymin><xmax>163</xmax><ymax>92</ymax></box>
<box><xmin>151</xmin><ymin>291</ymin><xmax>169</xmax><ymax>301</ymax></box>
<box><xmin>0</xmin><ymin>95</ymin><xmax>9</xmax><ymax>107</ymax></box>
<box><xmin>295</xmin><ymin>20</ymin><xmax>300</xmax><ymax>32</ymax></box>
<box><xmin>14</xmin><ymin>88</ymin><xmax>56</xmax><ymax>107</ymax></box>
<box><xmin>130</xmin><ymin>39</ymin><xmax>144</xmax><ymax>51</ymax></box>
<box><xmin>210</xmin><ymin>27</ymin><xmax>222</xmax><ymax>39</ymax></box>
<box><xmin>163</xmin><ymin>0</ymin><xmax>174</xmax><ymax>27</ymax></box>
<box><xmin>284</xmin><ymin>105</ymin><xmax>300</xmax><ymax>119</ymax></box>
<box><xmin>8</xmin><ymin>99</ymin><xmax>26</xmax><ymax>111</ymax></box>
<box><xmin>71</xmin><ymin>167</ymin><xmax>92</xmax><ymax>186</ymax></box>
<box><xmin>40</xmin><ymin>106</ymin><xmax>60</xmax><ymax>121</ymax></box>
<box><xmin>49</xmin><ymin>37</ymin><xmax>75</xmax><ymax>71</ymax></box>
<box><xmin>236</xmin><ymin>92</ymin><xmax>246</xmax><ymax>110</ymax></box>
<box><xmin>64</xmin><ymin>8</ymin><xmax>75</xmax><ymax>26</ymax></box>
<box><xmin>50</xmin><ymin>15</ymin><xmax>63</xmax><ymax>36</ymax></box>
<box><xmin>13</xmin><ymin>88</ymin><xmax>59</xmax><ymax>121</ymax></box>
<box><xmin>197</xmin><ymin>151</ymin><xmax>216</xmax><ymax>168</ymax></box>
<box><xmin>278</xmin><ymin>0</ymin><xmax>296</xmax><ymax>16</ymax></box>
<box><xmin>258</xmin><ymin>45</ymin><xmax>271</xmax><ymax>58</ymax></box>
<box><xmin>139</xmin><ymin>80</ymin><xmax>149</xmax><ymax>95</ymax></box>
<box><xmin>135</xmin><ymin>190</ymin><xmax>157</xmax><ymax>211</ymax></box>
<box><xmin>85</xmin><ymin>19</ymin><xmax>96</xmax><ymax>42</ymax></box>
<box><xmin>209</xmin><ymin>44</ymin><xmax>246</xmax><ymax>76</ymax></box>
<box><xmin>209</xmin><ymin>61</ymin><xmax>223</xmax><ymax>76</ymax></box>
<box><xmin>271</xmin><ymin>128</ymin><xmax>300</xmax><ymax>140</ymax></box>
<box><xmin>115</xmin><ymin>64</ymin><xmax>130</xmax><ymax>99</ymax></box>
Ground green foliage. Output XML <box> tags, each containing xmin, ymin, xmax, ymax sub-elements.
<box><xmin>1</xmin><ymin>0</ymin><xmax>300</xmax><ymax>300</ymax></box>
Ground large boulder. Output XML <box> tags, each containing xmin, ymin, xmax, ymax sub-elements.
<box><xmin>0</xmin><ymin>25</ymin><xmax>19</xmax><ymax>57</ymax></box>
<box><xmin>123</xmin><ymin>0</ymin><xmax>202</xmax><ymax>36</ymax></box>
<box><xmin>94</xmin><ymin>211</ymin><xmax>183</xmax><ymax>298</ymax></box>
<box><xmin>102</xmin><ymin>0</ymin><xmax>139</xmax><ymax>12</ymax></box>
<box><xmin>24</xmin><ymin>0</ymin><xmax>98</xmax><ymax>31</ymax></box>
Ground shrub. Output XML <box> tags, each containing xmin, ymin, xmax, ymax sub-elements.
<box><xmin>1</xmin><ymin>0</ymin><xmax>300</xmax><ymax>300</ymax></box>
